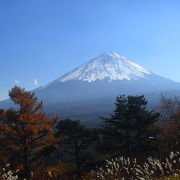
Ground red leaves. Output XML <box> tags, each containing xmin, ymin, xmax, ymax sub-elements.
<box><xmin>0</xmin><ymin>86</ymin><xmax>60</xmax><ymax>179</ymax></box>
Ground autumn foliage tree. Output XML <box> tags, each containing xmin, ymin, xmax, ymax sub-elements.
<box><xmin>160</xmin><ymin>112</ymin><xmax>180</xmax><ymax>152</ymax></box>
<box><xmin>0</xmin><ymin>86</ymin><xmax>59</xmax><ymax>180</ymax></box>
<box><xmin>159</xmin><ymin>95</ymin><xmax>180</xmax><ymax>153</ymax></box>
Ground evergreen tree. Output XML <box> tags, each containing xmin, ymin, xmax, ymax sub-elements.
<box><xmin>56</xmin><ymin>119</ymin><xmax>99</xmax><ymax>180</ymax></box>
<box><xmin>0</xmin><ymin>87</ymin><xmax>59</xmax><ymax>180</ymax></box>
<box><xmin>100</xmin><ymin>95</ymin><xmax>160</xmax><ymax>157</ymax></box>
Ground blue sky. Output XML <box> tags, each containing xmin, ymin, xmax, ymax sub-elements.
<box><xmin>0</xmin><ymin>0</ymin><xmax>180</xmax><ymax>100</ymax></box>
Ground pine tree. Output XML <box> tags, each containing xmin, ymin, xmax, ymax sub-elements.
<box><xmin>100</xmin><ymin>95</ymin><xmax>159</xmax><ymax>157</ymax></box>
<box><xmin>0</xmin><ymin>86</ymin><xmax>59</xmax><ymax>180</ymax></box>
<box><xmin>56</xmin><ymin>119</ymin><xmax>99</xmax><ymax>180</ymax></box>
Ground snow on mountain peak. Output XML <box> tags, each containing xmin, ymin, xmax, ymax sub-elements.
<box><xmin>58</xmin><ymin>52</ymin><xmax>152</xmax><ymax>83</ymax></box>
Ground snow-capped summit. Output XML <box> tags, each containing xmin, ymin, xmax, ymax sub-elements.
<box><xmin>58</xmin><ymin>52</ymin><xmax>152</xmax><ymax>83</ymax></box>
<box><xmin>1</xmin><ymin>52</ymin><xmax>180</xmax><ymax>124</ymax></box>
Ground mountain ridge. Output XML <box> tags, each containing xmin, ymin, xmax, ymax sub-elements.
<box><xmin>56</xmin><ymin>52</ymin><xmax>152</xmax><ymax>83</ymax></box>
<box><xmin>1</xmin><ymin>52</ymin><xmax>180</xmax><ymax>126</ymax></box>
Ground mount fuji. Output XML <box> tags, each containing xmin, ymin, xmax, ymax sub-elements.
<box><xmin>58</xmin><ymin>52</ymin><xmax>151</xmax><ymax>82</ymax></box>
<box><xmin>1</xmin><ymin>52</ymin><xmax>180</xmax><ymax>125</ymax></box>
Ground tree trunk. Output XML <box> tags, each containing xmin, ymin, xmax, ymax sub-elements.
<box><xmin>24</xmin><ymin>137</ymin><xmax>30</xmax><ymax>180</ymax></box>
<box><xmin>75</xmin><ymin>142</ymin><xmax>80</xmax><ymax>180</ymax></box>
<box><xmin>125</xmin><ymin>119</ymin><xmax>131</xmax><ymax>156</ymax></box>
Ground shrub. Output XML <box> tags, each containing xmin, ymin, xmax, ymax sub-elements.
<box><xmin>84</xmin><ymin>152</ymin><xmax>180</xmax><ymax>180</ymax></box>
<box><xmin>0</xmin><ymin>164</ymin><xmax>18</xmax><ymax>180</ymax></box>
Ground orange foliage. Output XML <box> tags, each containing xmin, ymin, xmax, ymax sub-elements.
<box><xmin>160</xmin><ymin>110</ymin><xmax>180</xmax><ymax>152</ymax></box>
<box><xmin>82</xmin><ymin>171</ymin><xmax>98</xmax><ymax>180</ymax></box>
<box><xmin>47</xmin><ymin>163</ymin><xmax>68</xmax><ymax>178</ymax></box>
<box><xmin>0</xmin><ymin>86</ymin><xmax>60</xmax><ymax>180</ymax></box>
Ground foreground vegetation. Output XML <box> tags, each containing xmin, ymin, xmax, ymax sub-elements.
<box><xmin>0</xmin><ymin>86</ymin><xmax>179</xmax><ymax>179</ymax></box>
<box><xmin>84</xmin><ymin>151</ymin><xmax>180</xmax><ymax>180</ymax></box>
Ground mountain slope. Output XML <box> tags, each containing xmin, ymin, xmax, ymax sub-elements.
<box><xmin>1</xmin><ymin>52</ymin><xmax>180</xmax><ymax>126</ymax></box>
<box><xmin>58</xmin><ymin>52</ymin><xmax>151</xmax><ymax>82</ymax></box>
<box><xmin>35</xmin><ymin>52</ymin><xmax>180</xmax><ymax>103</ymax></box>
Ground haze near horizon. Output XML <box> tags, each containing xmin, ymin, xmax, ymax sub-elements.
<box><xmin>0</xmin><ymin>0</ymin><xmax>180</xmax><ymax>100</ymax></box>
